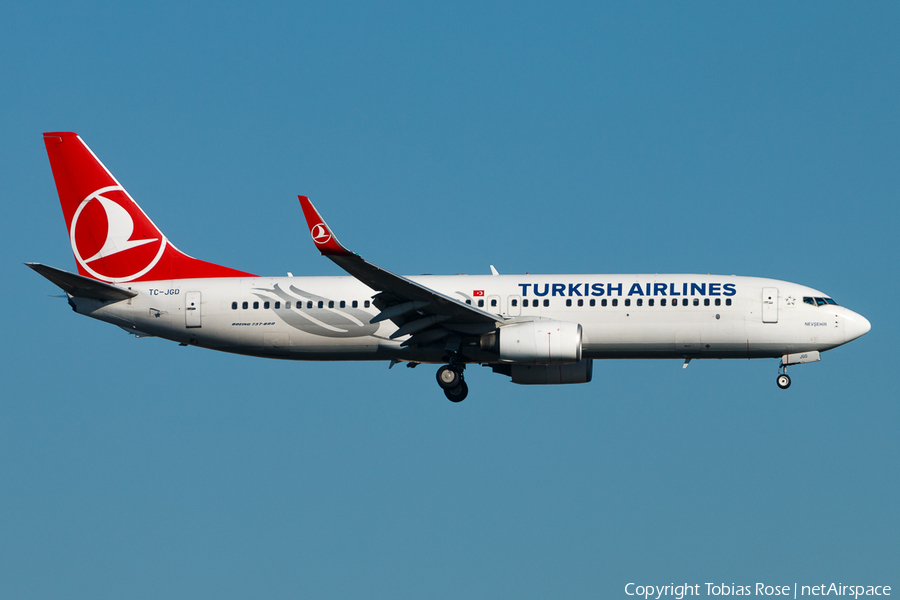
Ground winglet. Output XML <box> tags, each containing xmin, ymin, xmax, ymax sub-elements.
<box><xmin>298</xmin><ymin>196</ymin><xmax>353</xmax><ymax>257</ymax></box>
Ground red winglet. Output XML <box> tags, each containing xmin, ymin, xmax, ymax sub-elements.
<box><xmin>298</xmin><ymin>196</ymin><xmax>352</xmax><ymax>256</ymax></box>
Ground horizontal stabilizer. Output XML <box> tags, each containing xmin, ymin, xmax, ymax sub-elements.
<box><xmin>26</xmin><ymin>263</ymin><xmax>138</xmax><ymax>301</ymax></box>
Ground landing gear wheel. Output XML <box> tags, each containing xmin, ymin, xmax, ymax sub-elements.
<box><xmin>436</xmin><ymin>365</ymin><xmax>461</xmax><ymax>390</ymax></box>
<box><xmin>776</xmin><ymin>374</ymin><xmax>791</xmax><ymax>389</ymax></box>
<box><xmin>444</xmin><ymin>380</ymin><xmax>468</xmax><ymax>402</ymax></box>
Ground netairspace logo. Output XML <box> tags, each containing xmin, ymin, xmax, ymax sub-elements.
<box><xmin>624</xmin><ymin>583</ymin><xmax>891</xmax><ymax>600</ymax></box>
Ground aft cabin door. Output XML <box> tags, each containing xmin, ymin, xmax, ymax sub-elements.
<box><xmin>762</xmin><ymin>287</ymin><xmax>778</xmax><ymax>323</ymax></box>
<box><xmin>185</xmin><ymin>291</ymin><xmax>202</xmax><ymax>328</ymax></box>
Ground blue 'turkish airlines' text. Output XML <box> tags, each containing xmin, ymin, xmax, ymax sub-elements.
<box><xmin>517</xmin><ymin>282</ymin><xmax>737</xmax><ymax>297</ymax></box>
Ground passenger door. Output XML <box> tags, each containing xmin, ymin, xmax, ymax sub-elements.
<box><xmin>185</xmin><ymin>291</ymin><xmax>202</xmax><ymax>328</ymax></box>
<box><xmin>762</xmin><ymin>287</ymin><xmax>778</xmax><ymax>323</ymax></box>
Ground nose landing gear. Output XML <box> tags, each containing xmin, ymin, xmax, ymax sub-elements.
<box><xmin>436</xmin><ymin>364</ymin><xmax>467</xmax><ymax>402</ymax></box>
<box><xmin>776</xmin><ymin>372</ymin><xmax>791</xmax><ymax>389</ymax></box>
<box><xmin>776</xmin><ymin>351</ymin><xmax>821</xmax><ymax>389</ymax></box>
<box><xmin>776</xmin><ymin>360</ymin><xmax>792</xmax><ymax>389</ymax></box>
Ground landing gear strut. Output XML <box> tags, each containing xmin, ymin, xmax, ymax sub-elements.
<box><xmin>436</xmin><ymin>364</ymin><xmax>467</xmax><ymax>402</ymax></box>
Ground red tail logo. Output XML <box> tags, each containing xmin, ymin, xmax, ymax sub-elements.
<box><xmin>44</xmin><ymin>132</ymin><xmax>254</xmax><ymax>283</ymax></box>
<box><xmin>70</xmin><ymin>186</ymin><xmax>167</xmax><ymax>281</ymax></box>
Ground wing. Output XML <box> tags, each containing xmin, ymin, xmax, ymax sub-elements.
<box><xmin>298</xmin><ymin>196</ymin><xmax>505</xmax><ymax>350</ymax></box>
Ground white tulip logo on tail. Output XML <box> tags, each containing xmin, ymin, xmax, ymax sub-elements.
<box><xmin>83</xmin><ymin>196</ymin><xmax>157</xmax><ymax>262</ymax></box>
<box><xmin>70</xmin><ymin>186</ymin><xmax>167</xmax><ymax>283</ymax></box>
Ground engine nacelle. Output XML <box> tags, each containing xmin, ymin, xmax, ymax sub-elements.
<box><xmin>482</xmin><ymin>320</ymin><xmax>583</xmax><ymax>364</ymax></box>
<box><xmin>492</xmin><ymin>359</ymin><xmax>594</xmax><ymax>385</ymax></box>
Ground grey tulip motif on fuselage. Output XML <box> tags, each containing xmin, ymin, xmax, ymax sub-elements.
<box><xmin>253</xmin><ymin>284</ymin><xmax>382</xmax><ymax>338</ymax></box>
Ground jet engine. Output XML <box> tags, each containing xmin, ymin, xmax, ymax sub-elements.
<box><xmin>480</xmin><ymin>320</ymin><xmax>583</xmax><ymax>364</ymax></box>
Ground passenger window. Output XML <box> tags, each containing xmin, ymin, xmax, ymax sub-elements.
<box><xmin>704</xmin><ymin>298</ymin><xmax>710</xmax><ymax>306</ymax></box>
<box><xmin>253</xmin><ymin>301</ymin><xmax>259</xmax><ymax>309</ymax></box>
<box><xmin>307</xmin><ymin>301</ymin><xmax>313</xmax><ymax>309</ymax></box>
<box><xmin>590</xmin><ymin>299</ymin><xmax>596</xmax><ymax>307</ymax></box>
<box><xmin>661</xmin><ymin>299</ymin><xmax>666</xmax><ymax>306</ymax></box>
<box><xmin>636</xmin><ymin>299</ymin><xmax>642</xmax><ymax>307</ymax></box>
<box><xmin>478</xmin><ymin>299</ymin><xmax>484</xmax><ymax>307</ymax></box>
<box><xmin>624</xmin><ymin>299</ymin><xmax>630</xmax><ymax>307</ymax></box>
<box><xmin>512</xmin><ymin>298</ymin><xmax>518</xmax><ymax>307</ymax></box>
<box><xmin>232</xmin><ymin>302</ymin><xmax>238</xmax><ymax>310</ymax></box>
<box><xmin>466</xmin><ymin>299</ymin><xmax>472</xmax><ymax>305</ymax></box>
<box><xmin>566</xmin><ymin>299</ymin><xmax>572</xmax><ymax>307</ymax></box>
<box><xmin>242</xmin><ymin>301</ymin><xmax>248</xmax><ymax>309</ymax></box>
<box><xmin>693</xmin><ymin>298</ymin><xmax>699</xmax><ymax>306</ymax></box>
<box><xmin>286</xmin><ymin>301</ymin><xmax>291</xmax><ymax>309</ymax></box>
<box><xmin>264</xmin><ymin>301</ymin><xmax>270</xmax><ymax>309</ymax></box>
<box><xmin>364</xmin><ymin>300</ymin><xmax>370</xmax><ymax>308</ymax></box>
<box><xmin>682</xmin><ymin>298</ymin><xmax>688</xmax><ymax>306</ymax></box>
<box><xmin>715</xmin><ymin>298</ymin><xmax>721</xmax><ymax>306</ymax></box>
<box><xmin>352</xmin><ymin>300</ymin><xmax>358</xmax><ymax>308</ymax></box>
<box><xmin>317</xmin><ymin>301</ymin><xmax>324</xmax><ymax>309</ymax></box>
<box><xmin>491</xmin><ymin>299</ymin><xmax>497</xmax><ymax>307</ymax></box>
<box><xmin>577</xmin><ymin>299</ymin><xmax>583</xmax><ymax>307</ymax></box>
<box><xmin>601</xmin><ymin>299</ymin><xmax>607</xmax><ymax>307</ymax></box>
<box><xmin>543</xmin><ymin>299</ymin><xmax>549</xmax><ymax>307</ymax></box>
<box><xmin>648</xmin><ymin>298</ymin><xmax>654</xmax><ymax>307</ymax></box>
<box><xmin>340</xmin><ymin>300</ymin><xmax>345</xmax><ymax>308</ymax></box>
<box><xmin>725</xmin><ymin>298</ymin><xmax>732</xmax><ymax>306</ymax></box>
<box><xmin>612</xmin><ymin>299</ymin><xmax>618</xmax><ymax>307</ymax></box>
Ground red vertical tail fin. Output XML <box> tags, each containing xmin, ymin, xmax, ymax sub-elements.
<box><xmin>43</xmin><ymin>132</ymin><xmax>254</xmax><ymax>282</ymax></box>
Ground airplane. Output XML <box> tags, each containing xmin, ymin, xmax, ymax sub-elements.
<box><xmin>28</xmin><ymin>132</ymin><xmax>871</xmax><ymax>402</ymax></box>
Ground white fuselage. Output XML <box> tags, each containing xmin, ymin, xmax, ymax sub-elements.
<box><xmin>70</xmin><ymin>273</ymin><xmax>870</xmax><ymax>364</ymax></box>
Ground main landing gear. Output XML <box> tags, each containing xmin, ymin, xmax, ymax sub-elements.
<box><xmin>436</xmin><ymin>364</ymin><xmax>468</xmax><ymax>402</ymax></box>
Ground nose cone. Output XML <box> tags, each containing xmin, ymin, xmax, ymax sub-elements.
<box><xmin>844</xmin><ymin>311</ymin><xmax>871</xmax><ymax>343</ymax></box>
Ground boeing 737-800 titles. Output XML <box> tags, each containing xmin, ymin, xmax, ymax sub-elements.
<box><xmin>29</xmin><ymin>132</ymin><xmax>871</xmax><ymax>401</ymax></box>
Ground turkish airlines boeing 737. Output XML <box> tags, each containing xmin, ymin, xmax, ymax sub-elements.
<box><xmin>29</xmin><ymin>132</ymin><xmax>871</xmax><ymax>401</ymax></box>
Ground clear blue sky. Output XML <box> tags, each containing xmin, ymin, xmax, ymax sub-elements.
<box><xmin>1</xmin><ymin>2</ymin><xmax>897</xmax><ymax>598</ymax></box>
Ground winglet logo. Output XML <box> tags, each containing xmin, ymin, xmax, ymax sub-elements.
<box><xmin>70</xmin><ymin>186</ymin><xmax>167</xmax><ymax>282</ymax></box>
<box><xmin>311</xmin><ymin>223</ymin><xmax>332</xmax><ymax>245</ymax></box>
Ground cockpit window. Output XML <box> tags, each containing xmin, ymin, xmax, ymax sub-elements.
<box><xmin>805</xmin><ymin>296</ymin><xmax>839</xmax><ymax>307</ymax></box>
